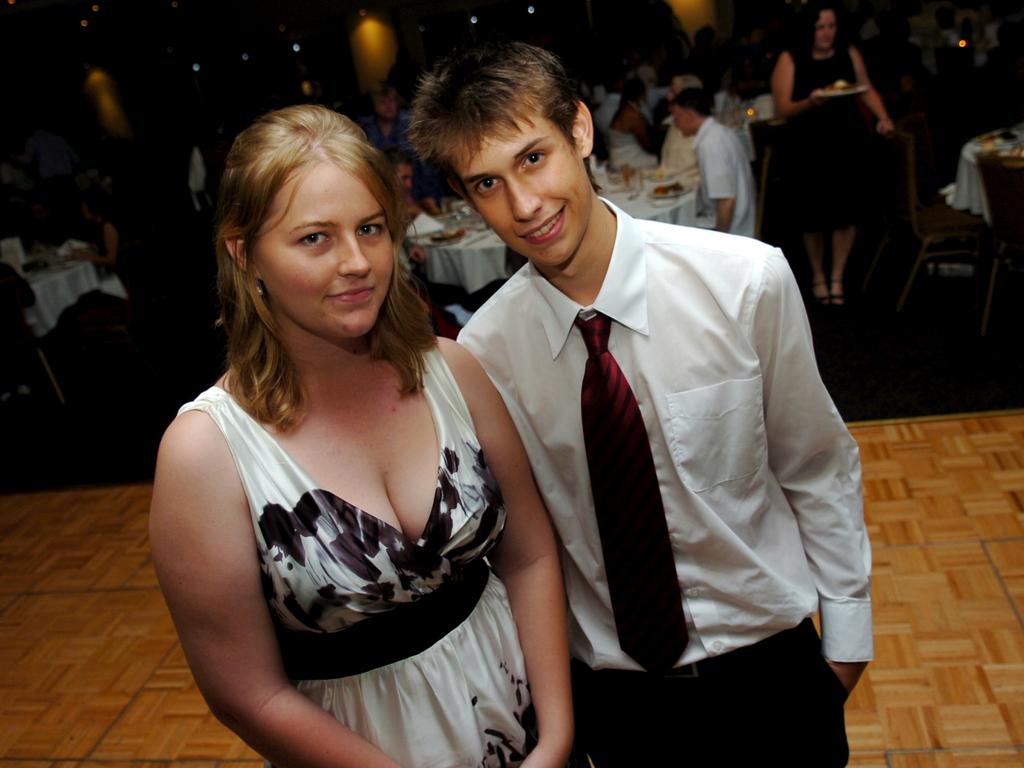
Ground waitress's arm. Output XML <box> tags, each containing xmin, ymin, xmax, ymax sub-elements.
<box><xmin>771</xmin><ymin>51</ymin><xmax>825</xmax><ymax>119</ymax></box>
<box><xmin>850</xmin><ymin>46</ymin><xmax>894</xmax><ymax>135</ymax></box>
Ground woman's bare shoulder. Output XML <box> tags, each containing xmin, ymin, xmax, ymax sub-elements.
<box><xmin>154</xmin><ymin>407</ymin><xmax>239</xmax><ymax>506</ymax></box>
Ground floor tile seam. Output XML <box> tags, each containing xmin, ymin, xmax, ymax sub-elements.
<box><xmin>0</xmin><ymin>586</ymin><xmax>163</xmax><ymax>598</ymax></box>
<box><xmin>847</xmin><ymin>408</ymin><xmax>1024</xmax><ymax>429</ymax></box>
<box><xmin>880</xmin><ymin>745</ymin><xmax>1024</xmax><ymax>754</ymax></box>
<box><xmin>982</xmin><ymin>541</ymin><xmax>1024</xmax><ymax>631</ymax></box>
<box><xmin>82</xmin><ymin>639</ymin><xmax>181</xmax><ymax>761</ymax></box>
<box><xmin>871</xmin><ymin>537</ymin><xmax>1024</xmax><ymax>550</ymax></box>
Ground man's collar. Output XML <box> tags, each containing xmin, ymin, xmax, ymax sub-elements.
<box><xmin>693</xmin><ymin>115</ymin><xmax>715</xmax><ymax>147</ymax></box>
<box><xmin>531</xmin><ymin>199</ymin><xmax>650</xmax><ymax>360</ymax></box>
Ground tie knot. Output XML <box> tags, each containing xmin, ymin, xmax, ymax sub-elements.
<box><xmin>575</xmin><ymin>313</ymin><xmax>611</xmax><ymax>356</ymax></box>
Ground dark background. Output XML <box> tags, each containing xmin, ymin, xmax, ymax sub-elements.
<box><xmin>1</xmin><ymin>0</ymin><xmax>1022</xmax><ymax>492</ymax></box>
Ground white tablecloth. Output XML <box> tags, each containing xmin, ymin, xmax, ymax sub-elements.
<box><xmin>421</xmin><ymin>175</ymin><xmax>697</xmax><ymax>292</ymax></box>
<box><xmin>23</xmin><ymin>261</ymin><xmax>126</xmax><ymax>337</ymax></box>
<box><xmin>949</xmin><ymin>126</ymin><xmax>1024</xmax><ymax>224</ymax></box>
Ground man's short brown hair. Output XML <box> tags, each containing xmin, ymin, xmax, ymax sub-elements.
<box><xmin>408</xmin><ymin>41</ymin><xmax>582</xmax><ymax>189</ymax></box>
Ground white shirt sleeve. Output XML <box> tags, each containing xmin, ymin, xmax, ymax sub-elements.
<box><xmin>749</xmin><ymin>251</ymin><xmax>873</xmax><ymax>662</ymax></box>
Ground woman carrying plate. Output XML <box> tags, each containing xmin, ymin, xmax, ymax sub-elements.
<box><xmin>771</xmin><ymin>0</ymin><xmax>893</xmax><ymax>306</ymax></box>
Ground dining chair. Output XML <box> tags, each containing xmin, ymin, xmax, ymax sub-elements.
<box><xmin>976</xmin><ymin>153</ymin><xmax>1024</xmax><ymax>335</ymax></box>
<box><xmin>748</xmin><ymin>118</ymin><xmax>785</xmax><ymax>242</ymax></box>
<box><xmin>895</xmin><ymin>112</ymin><xmax>940</xmax><ymax>205</ymax></box>
<box><xmin>0</xmin><ymin>272</ymin><xmax>66</xmax><ymax>404</ymax></box>
<box><xmin>862</xmin><ymin>129</ymin><xmax>983</xmax><ymax>311</ymax></box>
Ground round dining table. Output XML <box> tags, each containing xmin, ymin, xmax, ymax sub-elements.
<box><xmin>23</xmin><ymin>259</ymin><xmax>127</xmax><ymax>337</ymax></box>
<box><xmin>416</xmin><ymin>171</ymin><xmax>698</xmax><ymax>294</ymax></box>
<box><xmin>948</xmin><ymin>124</ymin><xmax>1024</xmax><ymax>224</ymax></box>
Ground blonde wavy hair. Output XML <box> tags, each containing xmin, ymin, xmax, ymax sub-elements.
<box><xmin>215</xmin><ymin>104</ymin><xmax>434</xmax><ymax>431</ymax></box>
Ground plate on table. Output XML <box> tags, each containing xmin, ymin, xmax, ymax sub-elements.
<box><xmin>427</xmin><ymin>227</ymin><xmax>466</xmax><ymax>245</ymax></box>
<box><xmin>976</xmin><ymin>130</ymin><xmax>1022</xmax><ymax>152</ymax></box>
<box><xmin>641</xmin><ymin>168</ymin><xmax>679</xmax><ymax>183</ymax></box>
<box><xmin>819</xmin><ymin>83</ymin><xmax>868</xmax><ymax>98</ymax></box>
<box><xmin>647</xmin><ymin>182</ymin><xmax>687</xmax><ymax>202</ymax></box>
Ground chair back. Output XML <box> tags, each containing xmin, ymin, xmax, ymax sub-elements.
<box><xmin>896</xmin><ymin>112</ymin><xmax>939</xmax><ymax>205</ymax></box>
<box><xmin>977</xmin><ymin>154</ymin><xmax>1024</xmax><ymax>252</ymax></box>
<box><xmin>882</xmin><ymin>130</ymin><xmax>920</xmax><ymax>231</ymax></box>
<box><xmin>0</xmin><ymin>270</ymin><xmax>35</xmax><ymax>345</ymax></box>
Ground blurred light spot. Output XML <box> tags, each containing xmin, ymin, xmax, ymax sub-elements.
<box><xmin>470</xmin><ymin>14</ymin><xmax>478</xmax><ymax>23</ymax></box>
<box><xmin>241</xmin><ymin>52</ymin><xmax>249</xmax><ymax>61</ymax></box>
<box><xmin>192</xmin><ymin>62</ymin><xmax>200</xmax><ymax>72</ymax></box>
<box><xmin>292</xmin><ymin>43</ymin><xmax>301</xmax><ymax>52</ymax></box>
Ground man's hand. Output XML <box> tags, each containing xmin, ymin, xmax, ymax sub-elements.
<box><xmin>826</xmin><ymin>659</ymin><xmax>867</xmax><ymax>694</ymax></box>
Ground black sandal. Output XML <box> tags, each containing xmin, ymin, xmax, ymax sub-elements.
<box><xmin>829</xmin><ymin>280</ymin><xmax>845</xmax><ymax>306</ymax></box>
<box><xmin>812</xmin><ymin>279</ymin><xmax>830</xmax><ymax>305</ymax></box>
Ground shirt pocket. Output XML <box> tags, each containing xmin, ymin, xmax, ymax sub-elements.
<box><xmin>665</xmin><ymin>377</ymin><xmax>767</xmax><ymax>492</ymax></box>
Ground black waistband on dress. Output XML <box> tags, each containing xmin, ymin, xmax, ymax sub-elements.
<box><xmin>273</xmin><ymin>559</ymin><xmax>491</xmax><ymax>680</ymax></box>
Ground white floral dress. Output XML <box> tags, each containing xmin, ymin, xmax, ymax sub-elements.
<box><xmin>178</xmin><ymin>348</ymin><xmax>535</xmax><ymax>768</ymax></box>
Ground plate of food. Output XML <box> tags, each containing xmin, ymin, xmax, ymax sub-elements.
<box><xmin>819</xmin><ymin>79</ymin><xmax>868</xmax><ymax>98</ymax></box>
<box><xmin>641</xmin><ymin>168</ymin><xmax>679</xmax><ymax>183</ymax></box>
<box><xmin>977</xmin><ymin>130</ymin><xmax>1021</xmax><ymax>152</ymax></box>
<box><xmin>648</xmin><ymin>182</ymin><xmax>686</xmax><ymax>201</ymax></box>
<box><xmin>428</xmin><ymin>227</ymin><xmax>466</xmax><ymax>244</ymax></box>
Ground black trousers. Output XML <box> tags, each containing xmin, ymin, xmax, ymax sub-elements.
<box><xmin>571</xmin><ymin>619</ymin><xmax>850</xmax><ymax>767</ymax></box>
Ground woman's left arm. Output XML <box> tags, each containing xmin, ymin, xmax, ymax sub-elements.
<box><xmin>440</xmin><ymin>339</ymin><xmax>573</xmax><ymax>768</ymax></box>
<box><xmin>850</xmin><ymin>46</ymin><xmax>894</xmax><ymax>135</ymax></box>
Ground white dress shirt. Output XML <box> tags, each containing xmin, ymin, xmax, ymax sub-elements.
<box><xmin>459</xmin><ymin>202</ymin><xmax>871</xmax><ymax>671</ymax></box>
<box><xmin>693</xmin><ymin>116</ymin><xmax>757</xmax><ymax>238</ymax></box>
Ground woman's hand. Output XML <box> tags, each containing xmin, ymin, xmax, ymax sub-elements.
<box><xmin>808</xmin><ymin>88</ymin><xmax>828</xmax><ymax>106</ymax></box>
<box><xmin>875</xmin><ymin>116</ymin><xmax>894</xmax><ymax>135</ymax></box>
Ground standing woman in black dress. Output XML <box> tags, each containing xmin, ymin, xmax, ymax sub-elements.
<box><xmin>771</xmin><ymin>0</ymin><xmax>894</xmax><ymax>305</ymax></box>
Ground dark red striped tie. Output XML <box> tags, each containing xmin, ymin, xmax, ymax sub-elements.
<box><xmin>576</xmin><ymin>313</ymin><xmax>688</xmax><ymax>673</ymax></box>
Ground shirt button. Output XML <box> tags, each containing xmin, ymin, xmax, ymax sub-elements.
<box><xmin>712</xmin><ymin>641</ymin><xmax>724</xmax><ymax>652</ymax></box>
<box><xmin>684</xmin><ymin>587</ymin><xmax>700</xmax><ymax>598</ymax></box>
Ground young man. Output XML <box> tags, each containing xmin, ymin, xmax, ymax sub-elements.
<box><xmin>670</xmin><ymin>86</ymin><xmax>757</xmax><ymax>237</ymax></box>
<box><xmin>410</xmin><ymin>41</ymin><xmax>870</xmax><ymax>766</ymax></box>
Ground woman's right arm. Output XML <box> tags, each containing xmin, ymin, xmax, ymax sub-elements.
<box><xmin>149</xmin><ymin>412</ymin><xmax>403</xmax><ymax>768</ymax></box>
<box><xmin>771</xmin><ymin>51</ymin><xmax>824</xmax><ymax>119</ymax></box>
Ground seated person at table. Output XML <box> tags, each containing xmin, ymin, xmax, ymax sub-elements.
<box><xmin>70</xmin><ymin>187</ymin><xmax>120</xmax><ymax>270</ymax></box>
<box><xmin>358</xmin><ymin>84</ymin><xmax>446</xmax><ymax>216</ymax></box>
<box><xmin>670</xmin><ymin>87</ymin><xmax>757</xmax><ymax>237</ymax></box>
<box><xmin>608</xmin><ymin>78</ymin><xmax>659</xmax><ymax>170</ymax></box>
<box><xmin>149</xmin><ymin>104</ymin><xmax>572</xmax><ymax>768</ymax></box>
<box><xmin>658</xmin><ymin>74</ymin><xmax>703</xmax><ymax>182</ymax></box>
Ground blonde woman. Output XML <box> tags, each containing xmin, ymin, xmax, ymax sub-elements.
<box><xmin>149</xmin><ymin>104</ymin><xmax>572</xmax><ymax>768</ymax></box>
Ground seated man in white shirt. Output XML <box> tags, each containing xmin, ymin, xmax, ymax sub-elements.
<box><xmin>670</xmin><ymin>87</ymin><xmax>757</xmax><ymax>238</ymax></box>
<box><xmin>410</xmin><ymin>40</ymin><xmax>870</xmax><ymax>767</ymax></box>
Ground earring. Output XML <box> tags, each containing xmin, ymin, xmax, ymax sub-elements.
<box><xmin>256</xmin><ymin>280</ymin><xmax>265</xmax><ymax>297</ymax></box>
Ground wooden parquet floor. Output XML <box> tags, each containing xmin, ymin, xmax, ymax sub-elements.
<box><xmin>1</xmin><ymin>412</ymin><xmax>1023</xmax><ymax>767</ymax></box>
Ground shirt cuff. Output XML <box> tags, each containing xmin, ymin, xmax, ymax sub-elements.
<box><xmin>819</xmin><ymin>597</ymin><xmax>873</xmax><ymax>662</ymax></box>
